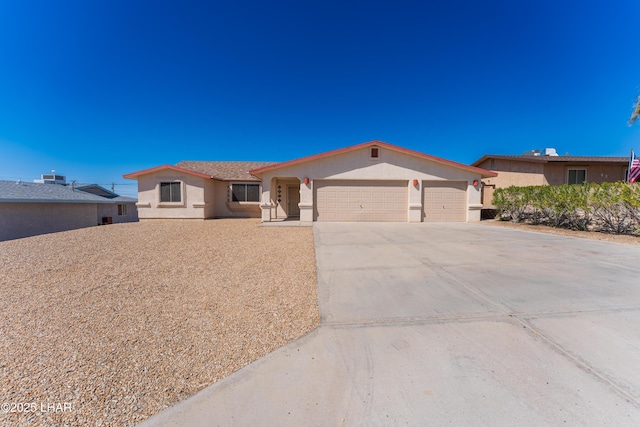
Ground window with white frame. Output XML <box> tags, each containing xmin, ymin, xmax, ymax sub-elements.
<box><xmin>567</xmin><ymin>169</ymin><xmax>587</xmax><ymax>185</ymax></box>
<box><xmin>160</xmin><ymin>182</ymin><xmax>182</xmax><ymax>202</ymax></box>
<box><xmin>117</xmin><ymin>204</ymin><xmax>127</xmax><ymax>216</ymax></box>
<box><xmin>231</xmin><ymin>183</ymin><xmax>260</xmax><ymax>202</ymax></box>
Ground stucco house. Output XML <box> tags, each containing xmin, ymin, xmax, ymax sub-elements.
<box><xmin>124</xmin><ymin>161</ymin><xmax>274</xmax><ymax>219</ymax></box>
<box><xmin>0</xmin><ymin>180</ymin><xmax>138</xmax><ymax>241</ymax></box>
<box><xmin>73</xmin><ymin>183</ymin><xmax>139</xmax><ymax>225</ymax></box>
<box><xmin>124</xmin><ymin>140</ymin><xmax>496</xmax><ymax>223</ymax></box>
<box><xmin>472</xmin><ymin>149</ymin><xmax>630</xmax><ymax>206</ymax></box>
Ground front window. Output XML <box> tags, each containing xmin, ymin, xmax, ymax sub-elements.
<box><xmin>160</xmin><ymin>182</ymin><xmax>182</xmax><ymax>202</ymax></box>
<box><xmin>231</xmin><ymin>184</ymin><xmax>260</xmax><ymax>202</ymax></box>
<box><xmin>117</xmin><ymin>204</ymin><xmax>127</xmax><ymax>216</ymax></box>
<box><xmin>567</xmin><ymin>169</ymin><xmax>587</xmax><ymax>185</ymax></box>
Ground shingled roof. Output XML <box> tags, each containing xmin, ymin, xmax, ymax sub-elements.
<box><xmin>0</xmin><ymin>181</ymin><xmax>138</xmax><ymax>203</ymax></box>
<box><xmin>472</xmin><ymin>154</ymin><xmax>629</xmax><ymax>167</ymax></box>
<box><xmin>0</xmin><ymin>180</ymin><xmax>114</xmax><ymax>203</ymax></box>
<box><xmin>176</xmin><ymin>161</ymin><xmax>277</xmax><ymax>181</ymax></box>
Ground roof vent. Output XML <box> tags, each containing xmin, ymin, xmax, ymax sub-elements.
<box><xmin>540</xmin><ymin>148</ymin><xmax>558</xmax><ymax>156</ymax></box>
<box><xmin>522</xmin><ymin>148</ymin><xmax>559</xmax><ymax>157</ymax></box>
<box><xmin>523</xmin><ymin>149</ymin><xmax>541</xmax><ymax>156</ymax></box>
<box><xmin>33</xmin><ymin>171</ymin><xmax>66</xmax><ymax>185</ymax></box>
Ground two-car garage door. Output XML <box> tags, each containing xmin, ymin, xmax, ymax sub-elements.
<box><xmin>315</xmin><ymin>180</ymin><xmax>407</xmax><ymax>222</ymax></box>
<box><xmin>314</xmin><ymin>180</ymin><xmax>467</xmax><ymax>222</ymax></box>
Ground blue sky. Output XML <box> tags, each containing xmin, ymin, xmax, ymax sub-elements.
<box><xmin>1</xmin><ymin>0</ymin><xmax>639</xmax><ymax>198</ymax></box>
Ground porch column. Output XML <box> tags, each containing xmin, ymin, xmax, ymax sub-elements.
<box><xmin>467</xmin><ymin>178</ymin><xmax>483</xmax><ymax>222</ymax></box>
<box><xmin>408</xmin><ymin>180</ymin><xmax>422</xmax><ymax>222</ymax></box>
<box><xmin>299</xmin><ymin>178</ymin><xmax>313</xmax><ymax>222</ymax></box>
<box><xmin>260</xmin><ymin>177</ymin><xmax>273</xmax><ymax>222</ymax></box>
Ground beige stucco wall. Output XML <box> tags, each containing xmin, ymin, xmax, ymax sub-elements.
<box><xmin>0</xmin><ymin>202</ymin><xmax>98</xmax><ymax>241</ymax></box>
<box><xmin>544</xmin><ymin>163</ymin><xmax>626</xmax><ymax>185</ymax></box>
<box><xmin>136</xmin><ymin>171</ymin><xmax>207</xmax><ymax>219</ymax></box>
<box><xmin>212</xmin><ymin>180</ymin><xmax>261</xmax><ymax>218</ymax></box>
<box><xmin>97</xmin><ymin>202</ymin><xmax>139</xmax><ymax>224</ymax></box>
<box><xmin>478</xmin><ymin>159</ymin><xmax>546</xmax><ymax>187</ymax></box>
<box><xmin>260</xmin><ymin>146</ymin><xmax>483</xmax><ymax>222</ymax></box>
<box><xmin>478</xmin><ymin>158</ymin><xmax>628</xmax><ymax>206</ymax></box>
<box><xmin>134</xmin><ymin>173</ymin><xmax>261</xmax><ymax>219</ymax></box>
<box><xmin>203</xmin><ymin>179</ymin><xmax>216</xmax><ymax>218</ymax></box>
<box><xmin>478</xmin><ymin>158</ymin><xmax>546</xmax><ymax>206</ymax></box>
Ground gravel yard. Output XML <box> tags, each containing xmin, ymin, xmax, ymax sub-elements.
<box><xmin>482</xmin><ymin>218</ymin><xmax>640</xmax><ymax>246</ymax></box>
<box><xmin>0</xmin><ymin>219</ymin><xmax>319</xmax><ymax>426</ymax></box>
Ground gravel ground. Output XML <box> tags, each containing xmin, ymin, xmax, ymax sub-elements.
<box><xmin>0</xmin><ymin>219</ymin><xmax>319</xmax><ymax>426</ymax></box>
<box><xmin>481</xmin><ymin>219</ymin><xmax>640</xmax><ymax>246</ymax></box>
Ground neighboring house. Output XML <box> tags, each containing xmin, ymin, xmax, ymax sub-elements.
<box><xmin>74</xmin><ymin>184</ymin><xmax>139</xmax><ymax>224</ymax></box>
<box><xmin>0</xmin><ymin>180</ymin><xmax>138</xmax><ymax>242</ymax></box>
<box><xmin>124</xmin><ymin>140</ymin><xmax>496</xmax><ymax>223</ymax></box>
<box><xmin>472</xmin><ymin>149</ymin><xmax>630</xmax><ymax>207</ymax></box>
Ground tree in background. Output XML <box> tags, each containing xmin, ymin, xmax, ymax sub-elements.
<box><xmin>631</xmin><ymin>94</ymin><xmax>640</xmax><ymax>125</ymax></box>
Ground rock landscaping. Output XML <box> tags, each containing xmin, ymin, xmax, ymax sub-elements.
<box><xmin>0</xmin><ymin>219</ymin><xmax>319</xmax><ymax>426</ymax></box>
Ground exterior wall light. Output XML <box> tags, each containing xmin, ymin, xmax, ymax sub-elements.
<box><xmin>473</xmin><ymin>179</ymin><xmax>479</xmax><ymax>187</ymax></box>
<box><xmin>412</xmin><ymin>179</ymin><xmax>419</xmax><ymax>187</ymax></box>
<box><xmin>303</xmin><ymin>177</ymin><xmax>310</xmax><ymax>185</ymax></box>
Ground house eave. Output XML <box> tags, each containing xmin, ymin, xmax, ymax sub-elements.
<box><xmin>123</xmin><ymin>164</ymin><xmax>213</xmax><ymax>180</ymax></box>
<box><xmin>0</xmin><ymin>199</ymin><xmax>114</xmax><ymax>204</ymax></box>
<box><xmin>250</xmin><ymin>140</ymin><xmax>497</xmax><ymax>178</ymax></box>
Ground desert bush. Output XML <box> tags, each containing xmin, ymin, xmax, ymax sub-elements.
<box><xmin>621</xmin><ymin>183</ymin><xmax>640</xmax><ymax>226</ymax></box>
<box><xmin>493</xmin><ymin>186</ymin><xmax>531</xmax><ymax>222</ymax></box>
<box><xmin>493</xmin><ymin>182</ymin><xmax>638</xmax><ymax>235</ymax></box>
<box><xmin>590</xmin><ymin>182</ymin><xmax>637</xmax><ymax>234</ymax></box>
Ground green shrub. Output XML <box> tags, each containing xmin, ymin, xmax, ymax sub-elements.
<box><xmin>493</xmin><ymin>182</ymin><xmax>639</xmax><ymax>235</ymax></box>
<box><xmin>590</xmin><ymin>182</ymin><xmax>637</xmax><ymax>234</ymax></box>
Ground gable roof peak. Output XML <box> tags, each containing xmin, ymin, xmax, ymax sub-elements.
<box><xmin>250</xmin><ymin>140</ymin><xmax>497</xmax><ymax>177</ymax></box>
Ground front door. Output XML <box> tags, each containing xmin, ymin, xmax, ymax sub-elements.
<box><xmin>287</xmin><ymin>186</ymin><xmax>300</xmax><ymax>217</ymax></box>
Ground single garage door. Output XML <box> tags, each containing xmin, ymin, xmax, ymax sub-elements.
<box><xmin>315</xmin><ymin>180</ymin><xmax>408</xmax><ymax>222</ymax></box>
<box><xmin>423</xmin><ymin>181</ymin><xmax>467</xmax><ymax>222</ymax></box>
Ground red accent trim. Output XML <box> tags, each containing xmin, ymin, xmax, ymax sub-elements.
<box><xmin>123</xmin><ymin>164</ymin><xmax>212</xmax><ymax>180</ymax></box>
<box><xmin>250</xmin><ymin>140</ymin><xmax>498</xmax><ymax>178</ymax></box>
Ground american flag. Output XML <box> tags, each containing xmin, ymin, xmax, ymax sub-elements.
<box><xmin>629</xmin><ymin>150</ymin><xmax>640</xmax><ymax>183</ymax></box>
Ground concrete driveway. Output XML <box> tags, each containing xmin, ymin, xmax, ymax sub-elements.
<box><xmin>140</xmin><ymin>223</ymin><xmax>640</xmax><ymax>426</ymax></box>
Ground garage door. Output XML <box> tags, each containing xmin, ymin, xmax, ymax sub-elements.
<box><xmin>315</xmin><ymin>180</ymin><xmax>408</xmax><ymax>222</ymax></box>
<box><xmin>423</xmin><ymin>181</ymin><xmax>467</xmax><ymax>222</ymax></box>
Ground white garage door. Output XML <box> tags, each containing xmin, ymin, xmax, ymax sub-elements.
<box><xmin>423</xmin><ymin>181</ymin><xmax>467</xmax><ymax>222</ymax></box>
<box><xmin>315</xmin><ymin>180</ymin><xmax>408</xmax><ymax>222</ymax></box>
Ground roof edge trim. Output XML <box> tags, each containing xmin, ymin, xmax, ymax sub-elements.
<box><xmin>250</xmin><ymin>140</ymin><xmax>498</xmax><ymax>178</ymax></box>
<box><xmin>123</xmin><ymin>164</ymin><xmax>212</xmax><ymax>180</ymax></box>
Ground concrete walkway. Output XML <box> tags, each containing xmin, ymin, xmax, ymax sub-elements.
<box><xmin>139</xmin><ymin>222</ymin><xmax>640</xmax><ymax>426</ymax></box>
